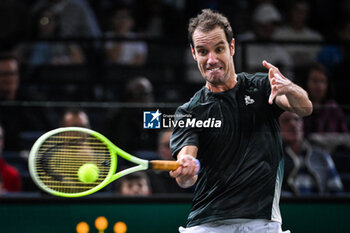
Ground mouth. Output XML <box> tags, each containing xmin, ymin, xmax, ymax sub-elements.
<box><xmin>206</xmin><ymin>67</ymin><xmax>222</xmax><ymax>72</ymax></box>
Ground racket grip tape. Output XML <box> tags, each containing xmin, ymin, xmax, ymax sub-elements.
<box><xmin>149</xmin><ymin>159</ymin><xmax>201</xmax><ymax>173</ymax></box>
<box><xmin>150</xmin><ymin>160</ymin><xmax>180</xmax><ymax>171</ymax></box>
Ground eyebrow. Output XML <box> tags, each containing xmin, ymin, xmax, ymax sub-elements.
<box><xmin>195</xmin><ymin>40</ymin><xmax>226</xmax><ymax>49</ymax></box>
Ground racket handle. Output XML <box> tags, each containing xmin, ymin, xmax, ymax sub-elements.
<box><xmin>150</xmin><ymin>160</ymin><xmax>180</xmax><ymax>171</ymax></box>
<box><xmin>150</xmin><ymin>159</ymin><xmax>201</xmax><ymax>173</ymax></box>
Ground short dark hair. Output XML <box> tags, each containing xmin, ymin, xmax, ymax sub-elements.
<box><xmin>188</xmin><ymin>9</ymin><xmax>233</xmax><ymax>47</ymax></box>
<box><xmin>60</xmin><ymin>107</ymin><xmax>90</xmax><ymax>128</ymax></box>
<box><xmin>308</xmin><ymin>63</ymin><xmax>328</xmax><ymax>78</ymax></box>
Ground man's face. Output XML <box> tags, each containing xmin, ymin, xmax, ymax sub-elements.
<box><xmin>158</xmin><ymin>131</ymin><xmax>173</xmax><ymax>160</ymax></box>
<box><xmin>279</xmin><ymin>112</ymin><xmax>303</xmax><ymax>144</ymax></box>
<box><xmin>120</xmin><ymin>178</ymin><xmax>150</xmax><ymax>196</ymax></box>
<box><xmin>63</xmin><ymin>112</ymin><xmax>90</xmax><ymax>128</ymax></box>
<box><xmin>307</xmin><ymin>70</ymin><xmax>328</xmax><ymax>103</ymax></box>
<box><xmin>0</xmin><ymin>59</ymin><xmax>19</xmax><ymax>100</ymax></box>
<box><xmin>191</xmin><ymin>27</ymin><xmax>235</xmax><ymax>86</ymax></box>
<box><xmin>291</xmin><ymin>2</ymin><xmax>309</xmax><ymax>27</ymax></box>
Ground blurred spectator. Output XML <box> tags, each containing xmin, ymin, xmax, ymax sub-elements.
<box><xmin>236</xmin><ymin>3</ymin><xmax>293</xmax><ymax>79</ymax></box>
<box><xmin>280</xmin><ymin>111</ymin><xmax>343</xmax><ymax>196</ymax></box>
<box><xmin>302</xmin><ymin>63</ymin><xmax>349</xmax><ymax>153</ymax></box>
<box><xmin>103</xmin><ymin>77</ymin><xmax>158</xmax><ymax>155</ymax></box>
<box><xmin>0</xmin><ymin>124</ymin><xmax>21</xmax><ymax>193</ymax></box>
<box><xmin>133</xmin><ymin>0</ymin><xmax>186</xmax><ymax>38</ymax></box>
<box><xmin>273</xmin><ymin>0</ymin><xmax>323</xmax><ymax>67</ymax></box>
<box><xmin>317</xmin><ymin>16</ymin><xmax>350</xmax><ymax>84</ymax></box>
<box><xmin>16</xmin><ymin>5</ymin><xmax>85</xmax><ymax>67</ymax></box>
<box><xmin>114</xmin><ymin>171</ymin><xmax>151</xmax><ymax>196</ymax></box>
<box><xmin>32</xmin><ymin>0</ymin><xmax>101</xmax><ymax>38</ymax></box>
<box><xmin>0</xmin><ymin>53</ymin><xmax>53</xmax><ymax>150</ymax></box>
<box><xmin>303</xmin><ymin>63</ymin><xmax>348</xmax><ymax>134</ymax></box>
<box><xmin>317</xmin><ymin>17</ymin><xmax>350</xmax><ymax>73</ymax></box>
<box><xmin>60</xmin><ymin>108</ymin><xmax>90</xmax><ymax>128</ymax></box>
<box><xmin>70</xmin><ymin>0</ymin><xmax>102</xmax><ymax>37</ymax></box>
<box><xmin>143</xmin><ymin>0</ymin><xmax>166</xmax><ymax>37</ymax></box>
<box><xmin>148</xmin><ymin>129</ymin><xmax>194</xmax><ymax>194</ymax></box>
<box><xmin>105</xmin><ymin>6</ymin><xmax>148</xmax><ymax>65</ymax></box>
<box><xmin>157</xmin><ymin>129</ymin><xmax>173</xmax><ymax>161</ymax></box>
<box><xmin>0</xmin><ymin>54</ymin><xmax>19</xmax><ymax>101</ymax></box>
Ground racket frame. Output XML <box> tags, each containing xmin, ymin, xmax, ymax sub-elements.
<box><xmin>29</xmin><ymin>127</ymin><xmax>150</xmax><ymax>197</ymax></box>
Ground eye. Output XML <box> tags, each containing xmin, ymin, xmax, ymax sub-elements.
<box><xmin>216</xmin><ymin>46</ymin><xmax>224</xmax><ymax>53</ymax></box>
<box><xmin>197</xmin><ymin>49</ymin><xmax>207</xmax><ymax>56</ymax></box>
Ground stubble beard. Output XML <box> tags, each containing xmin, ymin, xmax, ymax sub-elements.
<box><xmin>204</xmin><ymin>67</ymin><xmax>233</xmax><ymax>86</ymax></box>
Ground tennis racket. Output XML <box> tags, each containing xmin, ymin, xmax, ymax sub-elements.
<box><xmin>28</xmin><ymin>127</ymin><xmax>198</xmax><ymax>198</ymax></box>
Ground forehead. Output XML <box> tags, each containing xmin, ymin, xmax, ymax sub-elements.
<box><xmin>65</xmin><ymin>112</ymin><xmax>88</xmax><ymax>122</ymax></box>
<box><xmin>192</xmin><ymin>26</ymin><xmax>227</xmax><ymax>48</ymax></box>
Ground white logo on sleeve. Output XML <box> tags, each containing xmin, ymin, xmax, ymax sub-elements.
<box><xmin>245</xmin><ymin>95</ymin><xmax>255</xmax><ymax>105</ymax></box>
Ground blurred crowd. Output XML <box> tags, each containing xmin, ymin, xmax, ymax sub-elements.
<box><xmin>1</xmin><ymin>0</ymin><xmax>350</xmax><ymax>197</ymax></box>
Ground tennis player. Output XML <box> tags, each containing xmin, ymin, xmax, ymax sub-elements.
<box><xmin>170</xmin><ymin>9</ymin><xmax>312</xmax><ymax>233</ymax></box>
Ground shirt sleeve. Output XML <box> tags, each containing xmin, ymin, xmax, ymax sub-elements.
<box><xmin>170</xmin><ymin>106</ymin><xmax>199</xmax><ymax>159</ymax></box>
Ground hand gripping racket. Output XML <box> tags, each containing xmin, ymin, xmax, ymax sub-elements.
<box><xmin>28</xmin><ymin>127</ymin><xmax>199</xmax><ymax>197</ymax></box>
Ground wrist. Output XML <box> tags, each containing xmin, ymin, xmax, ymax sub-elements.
<box><xmin>177</xmin><ymin>175</ymin><xmax>198</xmax><ymax>188</ymax></box>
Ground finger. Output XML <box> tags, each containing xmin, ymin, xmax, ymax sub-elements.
<box><xmin>184</xmin><ymin>162</ymin><xmax>197</xmax><ymax>176</ymax></box>
<box><xmin>268</xmin><ymin>68</ymin><xmax>274</xmax><ymax>80</ymax></box>
<box><xmin>269</xmin><ymin>91</ymin><xmax>276</xmax><ymax>104</ymax></box>
<box><xmin>181</xmin><ymin>166</ymin><xmax>191</xmax><ymax>176</ymax></box>
<box><xmin>180</xmin><ymin>163</ymin><xmax>197</xmax><ymax>178</ymax></box>
<box><xmin>169</xmin><ymin>167</ymin><xmax>182</xmax><ymax>178</ymax></box>
<box><xmin>270</xmin><ymin>77</ymin><xmax>276</xmax><ymax>85</ymax></box>
<box><xmin>273</xmin><ymin>69</ymin><xmax>284</xmax><ymax>80</ymax></box>
<box><xmin>169</xmin><ymin>170</ymin><xmax>176</xmax><ymax>178</ymax></box>
<box><xmin>263</xmin><ymin>60</ymin><xmax>277</xmax><ymax>70</ymax></box>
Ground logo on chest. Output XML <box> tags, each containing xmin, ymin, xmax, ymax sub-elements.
<box><xmin>244</xmin><ymin>95</ymin><xmax>255</xmax><ymax>106</ymax></box>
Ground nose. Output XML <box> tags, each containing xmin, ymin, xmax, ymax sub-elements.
<box><xmin>207</xmin><ymin>51</ymin><xmax>218</xmax><ymax>65</ymax></box>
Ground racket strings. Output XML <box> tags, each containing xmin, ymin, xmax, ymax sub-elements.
<box><xmin>35</xmin><ymin>131</ymin><xmax>111</xmax><ymax>193</ymax></box>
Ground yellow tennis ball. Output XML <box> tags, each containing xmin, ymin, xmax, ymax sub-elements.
<box><xmin>78</xmin><ymin>163</ymin><xmax>99</xmax><ymax>183</ymax></box>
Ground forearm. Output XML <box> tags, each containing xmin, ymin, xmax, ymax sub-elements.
<box><xmin>263</xmin><ymin>60</ymin><xmax>313</xmax><ymax>117</ymax></box>
<box><xmin>277</xmin><ymin>83</ymin><xmax>313</xmax><ymax>117</ymax></box>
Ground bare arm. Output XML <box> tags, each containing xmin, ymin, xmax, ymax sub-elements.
<box><xmin>169</xmin><ymin>145</ymin><xmax>199</xmax><ymax>188</ymax></box>
<box><xmin>262</xmin><ymin>60</ymin><xmax>313</xmax><ymax>117</ymax></box>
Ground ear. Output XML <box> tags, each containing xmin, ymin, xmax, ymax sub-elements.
<box><xmin>190</xmin><ymin>44</ymin><xmax>197</xmax><ymax>61</ymax></box>
<box><xmin>230</xmin><ymin>38</ymin><xmax>235</xmax><ymax>56</ymax></box>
